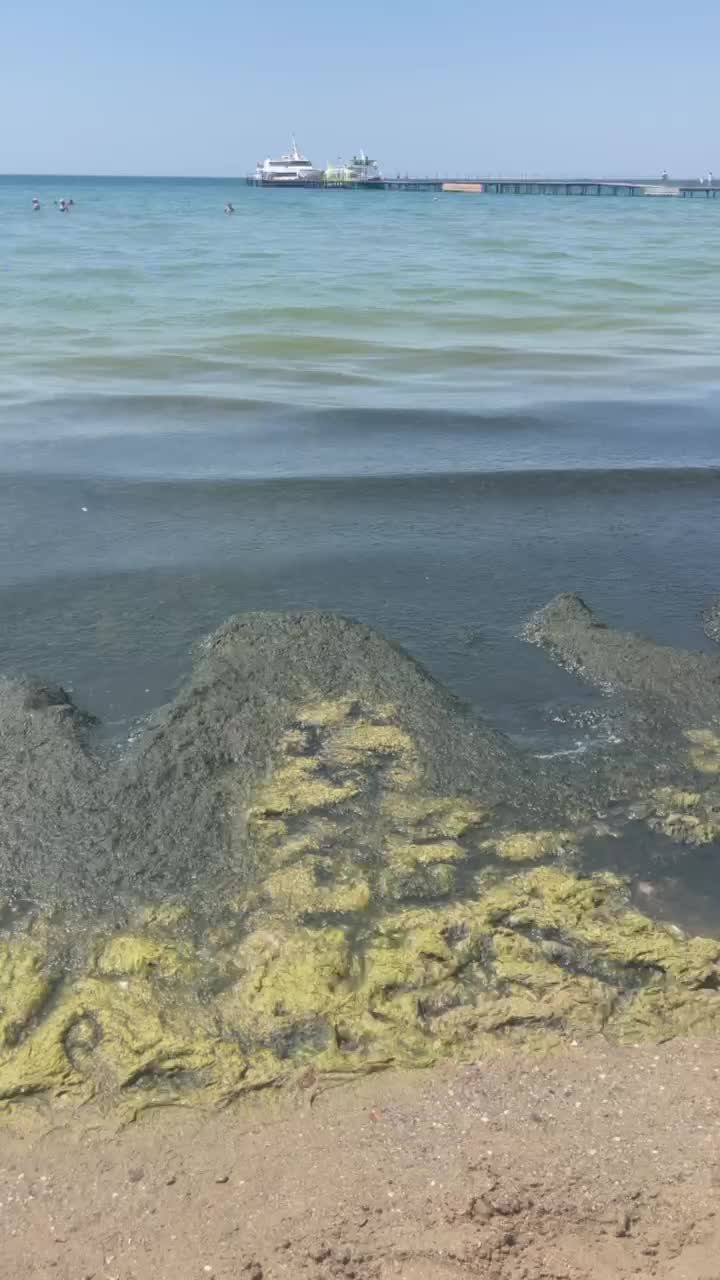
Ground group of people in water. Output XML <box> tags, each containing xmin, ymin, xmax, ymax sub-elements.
<box><xmin>31</xmin><ymin>197</ymin><xmax>75</xmax><ymax>212</ymax></box>
<box><xmin>32</xmin><ymin>196</ymin><xmax>237</xmax><ymax>214</ymax></box>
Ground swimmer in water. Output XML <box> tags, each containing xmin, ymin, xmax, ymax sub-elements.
<box><xmin>58</xmin><ymin>199</ymin><xmax>67</xmax><ymax>212</ymax></box>
<box><xmin>224</xmin><ymin>202</ymin><xmax>235</xmax><ymax>214</ymax></box>
<box><xmin>32</xmin><ymin>197</ymin><xmax>41</xmax><ymax>211</ymax></box>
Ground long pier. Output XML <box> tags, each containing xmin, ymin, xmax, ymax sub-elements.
<box><xmin>246</xmin><ymin>176</ymin><xmax>719</xmax><ymax>198</ymax></box>
<box><xmin>386</xmin><ymin>178</ymin><xmax>719</xmax><ymax>197</ymax></box>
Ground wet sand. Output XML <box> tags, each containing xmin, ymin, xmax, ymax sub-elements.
<box><xmin>3</xmin><ymin>1038</ymin><xmax>719</xmax><ymax>1280</ymax></box>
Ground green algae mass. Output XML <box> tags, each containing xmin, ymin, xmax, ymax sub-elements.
<box><xmin>263</xmin><ymin>861</ymin><xmax>372</xmax><ymax>915</ymax></box>
<box><xmin>2</xmin><ymin>686</ymin><xmax>720</xmax><ymax>1121</ymax></box>
<box><xmin>382</xmin><ymin>794</ymin><xmax>486</xmax><ymax>839</ymax></box>
<box><xmin>379</xmin><ymin>860</ymin><xmax>459</xmax><ymax>902</ymax></box>
<box><xmin>95</xmin><ymin>934</ymin><xmax>196</xmax><ymax>979</ymax></box>
<box><xmin>685</xmin><ymin>728</ymin><xmax>720</xmax><ymax>775</ymax></box>
<box><xmin>640</xmin><ymin>729</ymin><xmax>720</xmax><ymax>847</ymax></box>
<box><xmin>250</xmin><ymin>754</ymin><xmax>360</xmax><ymax>818</ymax></box>
<box><xmin>1</xmin><ymin>862</ymin><xmax>719</xmax><ymax>1117</ymax></box>
<box><xmin>481</xmin><ymin>829</ymin><xmax>578</xmax><ymax>863</ymax></box>
<box><xmin>378</xmin><ymin>834</ymin><xmax>465</xmax><ymax>901</ymax></box>
<box><xmin>0</xmin><ymin>935</ymin><xmax>53</xmax><ymax>1050</ymax></box>
<box><xmin>646</xmin><ymin>785</ymin><xmax>720</xmax><ymax>846</ymax></box>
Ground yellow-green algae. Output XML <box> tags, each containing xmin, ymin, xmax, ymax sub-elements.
<box><xmin>481</xmin><ymin>829</ymin><xmax>578</xmax><ymax>863</ymax></box>
<box><xmin>646</xmin><ymin>785</ymin><xmax>720</xmax><ymax>846</ymax></box>
<box><xmin>1</xmin><ymin>864</ymin><xmax>719</xmax><ymax>1115</ymax></box>
<box><xmin>381</xmin><ymin>794</ymin><xmax>487</xmax><ymax>839</ymax></box>
<box><xmin>0</xmin><ymin>934</ymin><xmax>53</xmax><ymax>1049</ymax></box>
<box><xmin>138</xmin><ymin>901</ymin><xmax>191</xmax><ymax>931</ymax></box>
<box><xmin>249</xmin><ymin>754</ymin><xmax>360</xmax><ymax>818</ymax></box>
<box><xmin>245</xmin><ymin>698</ymin><xmax>487</xmax><ymax>905</ymax></box>
<box><xmin>685</xmin><ymin>728</ymin><xmax>720</xmax><ymax>775</ymax></box>
<box><xmin>325</xmin><ymin>721</ymin><xmax>415</xmax><ymax>766</ymax></box>
<box><xmin>379</xmin><ymin>860</ymin><xmax>459</xmax><ymax>902</ymax></box>
<box><xmin>2</xmin><ymin>695</ymin><xmax>720</xmax><ymax>1118</ymax></box>
<box><xmin>383</xmin><ymin>836</ymin><xmax>467</xmax><ymax>866</ymax></box>
<box><xmin>95</xmin><ymin>934</ymin><xmax>197</xmax><ymax>979</ymax></box>
<box><xmin>378</xmin><ymin>834</ymin><xmax>466</xmax><ymax>901</ymax></box>
<box><xmin>262</xmin><ymin>861</ymin><xmax>371</xmax><ymax>915</ymax></box>
<box><xmin>643</xmin><ymin>730</ymin><xmax>720</xmax><ymax>847</ymax></box>
<box><xmin>215</xmin><ymin>925</ymin><xmax>357</xmax><ymax>1037</ymax></box>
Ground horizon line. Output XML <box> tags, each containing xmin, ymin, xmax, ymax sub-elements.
<box><xmin>0</xmin><ymin>169</ymin><xmax>704</xmax><ymax>183</ymax></box>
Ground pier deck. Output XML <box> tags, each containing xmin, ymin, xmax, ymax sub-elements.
<box><xmin>246</xmin><ymin>176</ymin><xmax>719</xmax><ymax>197</ymax></box>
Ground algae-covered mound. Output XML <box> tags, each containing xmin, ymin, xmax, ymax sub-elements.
<box><xmin>522</xmin><ymin>592</ymin><xmax>720</xmax><ymax>731</ymax></box>
<box><xmin>1</xmin><ymin>604</ymin><xmax>720</xmax><ymax>1119</ymax></box>
<box><xmin>112</xmin><ymin>612</ymin><xmax>539</xmax><ymax>900</ymax></box>
<box><xmin>0</xmin><ymin>613</ymin><xmax>536</xmax><ymax>910</ymax></box>
<box><xmin>0</xmin><ymin>678</ymin><xmax>106</xmax><ymax>905</ymax></box>
<box><xmin>4</xmin><ymin>603</ymin><xmax>719</xmax><ymax>910</ymax></box>
<box><xmin>0</xmin><ymin>863</ymin><xmax>719</xmax><ymax>1118</ymax></box>
<box><xmin>521</xmin><ymin>594</ymin><xmax>720</xmax><ymax>850</ymax></box>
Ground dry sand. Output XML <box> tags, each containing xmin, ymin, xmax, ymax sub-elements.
<box><xmin>2</xmin><ymin>1038</ymin><xmax>719</xmax><ymax>1280</ymax></box>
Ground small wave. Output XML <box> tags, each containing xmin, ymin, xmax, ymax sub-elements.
<box><xmin>3</xmin><ymin>465</ymin><xmax>719</xmax><ymax>499</ymax></box>
<box><xmin>3</xmin><ymin>391</ymin><xmax>280</xmax><ymax>419</ymax></box>
<box><xmin>141</xmin><ymin>464</ymin><xmax>720</xmax><ymax>495</ymax></box>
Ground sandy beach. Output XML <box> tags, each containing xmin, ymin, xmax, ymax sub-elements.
<box><xmin>2</xmin><ymin>1038</ymin><xmax>719</xmax><ymax>1280</ymax></box>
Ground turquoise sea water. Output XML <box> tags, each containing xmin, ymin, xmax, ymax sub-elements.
<box><xmin>1</xmin><ymin>175</ymin><xmax>719</xmax><ymax>747</ymax></box>
<box><xmin>4</xmin><ymin>176</ymin><xmax>720</xmax><ymax>424</ymax></box>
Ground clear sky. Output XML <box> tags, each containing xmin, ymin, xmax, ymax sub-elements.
<box><xmin>2</xmin><ymin>0</ymin><xmax>718</xmax><ymax>177</ymax></box>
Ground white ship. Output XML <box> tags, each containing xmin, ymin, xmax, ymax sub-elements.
<box><xmin>324</xmin><ymin>151</ymin><xmax>382</xmax><ymax>185</ymax></box>
<box><xmin>255</xmin><ymin>139</ymin><xmax>324</xmax><ymax>185</ymax></box>
<box><xmin>343</xmin><ymin>151</ymin><xmax>382</xmax><ymax>183</ymax></box>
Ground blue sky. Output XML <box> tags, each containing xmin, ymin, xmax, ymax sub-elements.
<box><xmin>2</xmin><ymin>0</ymin><xmax>718</xmax><ymax>176</ymax></box>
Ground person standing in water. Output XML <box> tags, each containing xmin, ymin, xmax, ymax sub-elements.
<box><xmin>32</xmin><ymin>196</ymin><xmax>41</xmax><ymax>211</ymax></box>
<box><xmin>224</xmin><ymin>202</ymin><xmax>235</xmax><ymax>214</ymax></box>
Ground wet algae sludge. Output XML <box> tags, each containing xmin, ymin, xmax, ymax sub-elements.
<box><xmin>1</xmin><ymin>600</ymin><xmax>720</xmax><ymax>1117</ymax></box>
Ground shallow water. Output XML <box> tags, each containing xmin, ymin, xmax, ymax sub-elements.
<box><xmin>1</xmin><ymin>178</ymin><xmax>719</xmax><ymax>746</ymax></box>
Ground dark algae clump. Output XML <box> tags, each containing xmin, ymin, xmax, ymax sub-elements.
<box><xmin>0</xmin><ymin>603</ymin><xmax>719</xmax><ymax>1118</ymax></box>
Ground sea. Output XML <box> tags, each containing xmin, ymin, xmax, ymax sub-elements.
<box><xmin>2</xmin><ymin>174</ymin><xmax>719</xmax><ymax>754</ymax></box>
